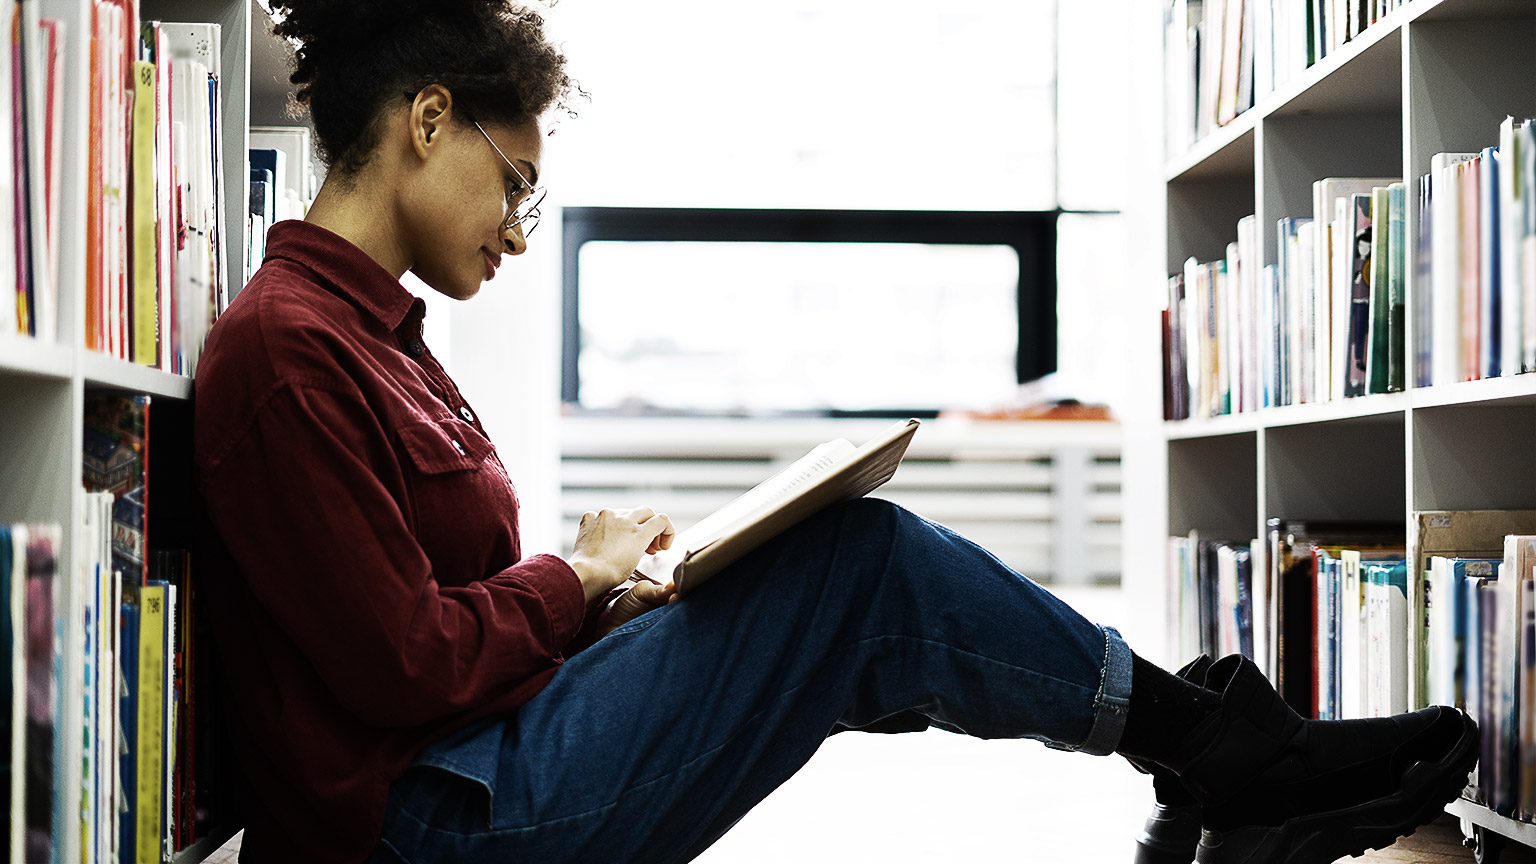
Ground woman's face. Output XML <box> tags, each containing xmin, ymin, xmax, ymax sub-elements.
<box><xmin>403</xmin><ymin>113</ymin><xmax>544</xmax><ymax>301</ymax></box>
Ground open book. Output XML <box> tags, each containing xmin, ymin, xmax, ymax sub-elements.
<box><xmin>634</xmin><ymin>418</ymin><xmax>920</xmax><ymax>595</ymax></box>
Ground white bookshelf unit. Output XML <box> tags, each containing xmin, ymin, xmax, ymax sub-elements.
<box><xmin>1151</xmin><ymin>0</ymin><xmax>1536</xmax><ymax>858</ymax></box>
<box><xmin>0</xmin><ymin>0</ymin><xmax>300</xmax><ymax>860</ymax></box>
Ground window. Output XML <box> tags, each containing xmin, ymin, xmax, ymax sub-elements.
<box><xmin>562</xmin><ymin>208</ymin><xmax>1056</xmax><ymax>416</ymax></box>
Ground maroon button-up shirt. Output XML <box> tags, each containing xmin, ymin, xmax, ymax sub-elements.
<box><xmin>193</xmin><ymin>220</ymin><xmax>591</xmax><ymax>862</ymax></box>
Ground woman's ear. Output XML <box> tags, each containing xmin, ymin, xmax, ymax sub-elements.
<box><xmin>409</xmin><ymin>84</ymin><xmax>454</xmax><ymax>159</ymax></box>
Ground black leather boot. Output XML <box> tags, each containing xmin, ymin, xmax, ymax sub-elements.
<box><xmin>1175</xmin><ymin>654</ymin><xmax>1478</xmax><ymax>864</ymax></box>
<box><xmin>1129</xmin><ymin>654</ymin><xmax>1214</xmax><ymax>864</ymax></box>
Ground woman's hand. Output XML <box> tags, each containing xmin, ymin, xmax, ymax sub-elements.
<box><xmin>566</xmin><ymin>506</ymin><xmax>675</xmax><ymax>603</ymax></box>
<box><xmin>594</xmin><ymin>579</ymin><xmax>678</xmax><ymax>639</ymax></box>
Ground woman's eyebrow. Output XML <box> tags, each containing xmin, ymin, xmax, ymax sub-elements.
<box><xmin>519</xmin><ymin>161</ymin><xmax>540</xmax><ymax>187</ymax></box>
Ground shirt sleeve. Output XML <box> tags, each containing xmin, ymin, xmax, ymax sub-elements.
<box><xmin>198</xmin><ymin>379</ymin><xmax>586</xmax><ymax>728</ymax></box>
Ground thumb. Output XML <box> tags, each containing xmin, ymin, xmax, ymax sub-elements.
<box><xmin>630</xmin><ymin>580</ymin><xmax>675</xmax><ymax>606</ymax></box>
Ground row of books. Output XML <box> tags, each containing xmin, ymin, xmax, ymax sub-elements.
<box><xmin>10</xmin><ymin>394</ymin><xmax>222</xmax><ymax>864</ymax></box>
<box><xmin>1417</xmin><ymin>118</ymin><xmax>1536</xmax><ymax>386</ymax></box>
<box><xmin>1165</xmin><ymin>0</ymin><xmax>1408</xmax><ymax>157</ymax></box>
<box><xmin>1170</xmin><ymin>518</ymin><xmax>1407</xmax><ymax>721</ymax></box>
<box><xmin>2</xmin><ymin>522</ymin><xmax>62</xmax><ymax>863</ymax></box>
<box><xmin>0</xmin><ymin>2</ymin><xmax>229</xmax><ymax>375</ymax></box>
<box><xmin>88</xmin><ymin>11</ymin><xmax>227</xmax><ymax>374</ymax></box>
<box><xmin>1163</xmin><ymin>176</ymin><xmax>1407</xmax><ymax>419</ymax></box>
<box><xmin>0</xmin><ymin>0</ymin><xmax>65</xmax><ymax>343</ymax></box>
<box><xmin>1172</xmin><ymin>511</ymin><xmax>1536</xmax><ymax>819</ymax></box>
<box><xmin>247</xmin><ymin>126</ymin><xmax>317</xmax><ymax>281</ymax></box>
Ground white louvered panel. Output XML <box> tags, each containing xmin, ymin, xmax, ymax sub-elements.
<box><xmin>558</xmin><ymin>417</ymin><xmax>1122</xmax><ymax>583</ymax></box>
<box><xmin>561</xmin><ymin>459</ymin><xmax>790</xmax><ymax>490</ymax></box>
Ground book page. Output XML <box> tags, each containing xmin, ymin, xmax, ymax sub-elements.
<box><xmin>635</xmin><ymin>438</ymin><xmax>855</xmax><ymax>582</ymax></box>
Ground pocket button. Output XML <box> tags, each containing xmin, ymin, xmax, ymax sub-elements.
<box><xmin>451</xmin><ymin>439</ymin><xmax>466</xmax><ymax>455</ymax></box>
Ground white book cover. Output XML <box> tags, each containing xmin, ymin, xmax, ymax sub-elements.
<box><xmin>1427</xmin><ymin>556</ymin><xmax>1452</xmax><ymax>708</ymax></box>
<box><xmin>1297</xmin><ymin>220</ymin><xmax>1318</xmax><ymax>404</ymax></box>
<box><xmin>1223</xmin><ymin>246</ymin><xmax>1239</xmax><ymax>413</ymax></box>
<box><xmin>1256</xmin><ymin>0</ymin><xmax>1274</xmax><ymax>101</ymax></box>
<box><xmin>1183</xmin><ymin>257</ymin><xmax>1202</xmax><ymax>415</ymax></box>
<box><xmin>1200</xmin><ymin>0</ymin><xmax>1223</xmax><ymax>137</ymax></box>
<box><xmin>1341</xmin><ymin>549</ymin><xmax>1363</xmax><ymax>718</ymax></box>
<box><xmin>1238</xmin><ymin>215</ymin><xmax>1261</xmax><ymax>411</ymax></box>
<box><xmin>163</xmin><ymin>23</ymin><xmax>222</xmax><ymax>369</ymax></box>
<box><xmin>1364</xmin><ymin>560</ymin><xmax>1408</xmax><ymax>716</ymax></box>
<box><xmin>1499</xmin><ymin>118</ymin><xmax>1523</xmax><ymax>378</ymax></box>
<box><xmin>1250</xmin><ymin>536</ymin><xmax>1268</xmax><ymax>679</ymax></box>
<box><xmin>1523</xmin><ymin>122</ymin><xmax>1536</xmax><ymax>373</ymax></box>
<box><xmin>1430</xmin><ymin>153</ymin><xmax>1478</xmax><ymax>385</ymax></box>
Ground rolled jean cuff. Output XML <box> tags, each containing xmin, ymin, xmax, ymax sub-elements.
<box><xmin>1050</xmin><ymin>624</ymin><xmax>1132</xmax><ymax>756</ymax></box>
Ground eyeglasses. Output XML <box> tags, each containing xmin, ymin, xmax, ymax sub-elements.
<box><xmin>472</xmin><ymin>120</ymin><xmax>546</xmax><ymax>236</ymax></box>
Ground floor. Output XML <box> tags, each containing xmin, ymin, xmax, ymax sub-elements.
<box><xmin>198</xmin><ymin>585</ymin><xmax>1533</xmax><ymax>863</ymax></box>
<box><xmin>691</xmin><ymin>586</ymin><xmax>1536</xmax><ymax>864</ymax></box>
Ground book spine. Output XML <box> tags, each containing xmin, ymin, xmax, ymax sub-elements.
<box><xmin>1387</xmin><ymin>183</ymin><xmax>1406</xmax><ymax>392</ymax></box>
<box><xmin>134</xmin><ymin>582</ymin><xmax>164</xmax><ymax>864</ymax></box>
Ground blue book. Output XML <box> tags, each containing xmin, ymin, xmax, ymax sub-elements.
<box><xmin>119</xmin><ymin>592</ymin><xmax>141</xmax><ymax>860</ymax></box>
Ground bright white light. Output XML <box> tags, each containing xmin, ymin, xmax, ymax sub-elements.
<box><xmin>543</xmin><ymin>0</ymin><xmax>1058</xmax><ymax>211</ymax></box>
<box><xmin>577</xmin><ymin>241</ymin><xmax>1021</xmax><ymax>413</ymax></box>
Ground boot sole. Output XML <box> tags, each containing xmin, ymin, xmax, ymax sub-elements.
<box><xmin>1194</xmin><ymin>710</ymin><xmax>1480</xmax><ymax>864</ymax></box>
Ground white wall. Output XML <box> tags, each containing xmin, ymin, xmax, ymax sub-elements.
<box><xmin>455</xmin><ymin>0</ymin><xmax>1147</xmax><ymax>555</ymax></box>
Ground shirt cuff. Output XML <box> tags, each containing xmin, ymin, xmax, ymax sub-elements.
<box><xmin>509</xmin><ymin>553</ymin><xmax>587</xmax><ymax>648</ymax></box>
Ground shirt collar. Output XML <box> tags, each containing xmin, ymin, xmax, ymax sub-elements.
<box><xmin>263</xmin><ymin>220</ymin><xmax>423</xmax><ymax>332</ymax></box>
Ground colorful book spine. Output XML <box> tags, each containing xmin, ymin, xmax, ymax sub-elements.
<box><xmin>133</xmin><ymin>581</ymin><xmax>166</xmax><ymax>864</ymax></box>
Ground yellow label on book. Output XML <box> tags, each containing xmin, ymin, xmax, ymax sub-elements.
<box><xmin>136</xmin><ymin>584</ymin><xmax>165</xmax><ymax>864</ymax></box>
<box><xmin>131</xmin><ymin>61</ymin><xmax>159</xmax><ymax>366</ymax></box>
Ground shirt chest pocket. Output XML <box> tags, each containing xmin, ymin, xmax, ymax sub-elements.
<box><xmin>399</xmin><ymin>417</ymin><xmax>495</xmax><ymax>474</ymax></box>
<box><xmin>396</xmin><ymin>419</ymin><xmax>509</xmax><ymax>566</ymax></box>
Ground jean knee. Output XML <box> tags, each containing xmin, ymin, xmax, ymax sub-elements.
<box><xmin>831</xmin><ymin>497</ymin><xmax>910</xmax><ymax>543</ymax></box>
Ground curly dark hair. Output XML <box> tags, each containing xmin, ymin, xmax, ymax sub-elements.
<box><xmin>268</xmin><ymin>0</ymin><xmax>576</xmax><ymax>178</ymax></box>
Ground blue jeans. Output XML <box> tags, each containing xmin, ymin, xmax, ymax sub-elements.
<box><xmin>369</xmin><ymin>499</ymin><xmax>1132</xmax><ymax>864</ymax></box>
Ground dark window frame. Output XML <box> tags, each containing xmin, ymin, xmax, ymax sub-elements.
<box><xmin>561</xmin><ymin>207</ymin><xmax>1058</xmax><ymax>411</ymax></box>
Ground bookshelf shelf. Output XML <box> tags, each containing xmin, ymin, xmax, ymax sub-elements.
<box><xmin>1266</xmin><ymin>16</ymin><xmax>1402</xmax><ymax>119</ymax></box>
<box><xmin>1163</xmin><ymin>412</ymin><xmax>1260</xmax><ymax>440</ymax></box>
<box><xmin>1143</xmin><ymin>0</ymin><xmax>1536</xmax><ymax>852</ymax></box>
<box><xmin>80</xmin><ymin>351</ymin><xmax>194</xmax><ymax>400</ymax></box>
<box><xmin>1411</xmin><ymin>374</ymin><xmax>1536</xmax><ymax>410</ymax></box>
<box><xmin>0</xmin><ymin>338</ymin><xmax>73</xmax><ymax>381</ymax></box>
<box><xmin>1168</xmin><ymin>118</ymin><xmax>1257</xmax><ymax>183</ymax></box>
<box><xmin>1412</xmin><ymin>0</ymin><xmax>1536</xmax><ymax>25</ymax></box>
<box><xmin>0</xmin><ymin>0</ymin><xmax>304</xmax><ymax>859</ymax></box>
